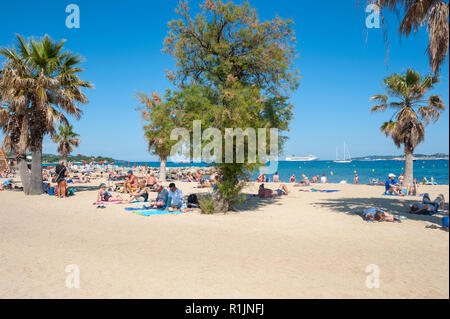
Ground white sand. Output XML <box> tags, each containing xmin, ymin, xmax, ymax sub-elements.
<box><xmin>0</xmin><ymin>179</ymin><xmax>448</xmax><ymax>298</ymax></box>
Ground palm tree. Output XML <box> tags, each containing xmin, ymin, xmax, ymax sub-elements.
<box><xmin>370</xmin><ymin>0</ymin><xmax>449</xmax><ymax>74</ymax></box>
<box><xmin>52</xmin><ymin>124</ymin><xmax>80</xmax><ymax>161</ymax></box>
<box><xmin>370</xmin><ymin>68</ymin><xmax>446</xmax><ymax>186</ymax></box>
<box><xmin>0</xmin><ymin>34</ymin><xmax>92</xmax><ymax>194</ymax></box>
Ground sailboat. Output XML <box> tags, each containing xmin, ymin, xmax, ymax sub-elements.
<box><xmin>333</xmin><ymin>141</ymin><xmax>352</xmax><ymax>163</ymax></box>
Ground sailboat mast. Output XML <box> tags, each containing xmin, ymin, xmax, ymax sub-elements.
<box><xmin>343</xmin><ymin>142</ymin><xmax>346</xmax><ymax>161</ymax></box>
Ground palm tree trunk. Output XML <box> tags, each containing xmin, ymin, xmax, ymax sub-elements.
<box><xmin>404</xmin><ymin>145</ymin><xmax>414</xmax><ymax>187</ymax></box>
<box><xmin>17</xmin><ymin>156</ymin><xmax>31</xmax><ymax>195</ymax></box>
<box><xmin>159</xmin><ymin>158</ymin><xmax>166</xmax><ymax>182</ymax></box>
<box><xmin>30</xmin><ymin>142</ymin><xmax>44</xmax><ymax>195</ymax></box>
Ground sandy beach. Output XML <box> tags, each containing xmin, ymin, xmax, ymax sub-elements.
<box><xmin>0</xmin><ymin>179</ymin><xmax>448</xmax><ymax>298</ymax></box>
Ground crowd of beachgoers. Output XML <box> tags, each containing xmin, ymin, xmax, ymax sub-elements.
<box><xmin>0</xmin><ymin>160</ymin><xmax>448</xmax><ymax>230</ymax></box>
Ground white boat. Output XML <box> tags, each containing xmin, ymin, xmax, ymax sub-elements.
<box><xmin>285</xmin><ymin>155</ymin><xmax>318</xmax><ymax>161</ymax></box>
<box><xmin>333</xmin><ymin>142</ymin><xmax>352</xmax><ymax>163</ymax></box>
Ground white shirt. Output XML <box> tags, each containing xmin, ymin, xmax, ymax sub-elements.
<box><xmin>168</xmin><ymin>188</ymin><xmax>185</xmax><ymax>207</ymax></box>
<box><xmin>320</xmin><ymin>176</ymin><xmax>328</xmax><ymax>183</ymax></box>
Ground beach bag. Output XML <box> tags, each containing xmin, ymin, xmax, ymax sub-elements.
<box><xmin>48</xmin><ymin>187</ymin><xmax>54</xmax><ymax>196</ymax></box>
<box><xmin>187</xmin><ymin>194</ymin><xmax>198</xmax><ymax>204</ymax></box>
<box><xmin>68</xmin><ymin>187</ymin><xmax>74</xmax><ymax>196</ymax></box>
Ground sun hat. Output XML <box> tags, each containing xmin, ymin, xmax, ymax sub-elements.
<box><xmin>388</xmin><ymin>173</ymin><xmax>396</xmax><ymax>178</ymax></box>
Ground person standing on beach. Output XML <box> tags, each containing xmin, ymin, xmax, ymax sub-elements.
<box><xmin>289</xmin><ymin>174</ymin><xmax>296</xmax><ymax>183</ymax></box>
<box><xmin>54</xmin><ymin>160</ymin><xmax>68</xmax><ymax>198</ymax></box>
<box><xmin>273</xmin><ymin>172</ymin><xmax>280</xmax><ymax>183</ymax></box>
<box><xmin>354</xmin><ymin>174</ymin><xmax>359</xmax><ymax>184</ymax></box>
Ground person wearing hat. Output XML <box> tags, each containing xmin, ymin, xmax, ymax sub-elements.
<box><xmin>124</xmin><ymin>170</ymin><xmax>139</xmax><ymax>193</ymax></box>
<box><xmin>385</xmin><ymin>173</ymin><xmax>404</xmax><ymax>196</ymax></box>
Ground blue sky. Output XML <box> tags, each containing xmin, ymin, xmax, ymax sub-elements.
<box><xmin>1</xmin><ymin>0</ymin><xmax>448</xmax><ymax>161</ymax></box>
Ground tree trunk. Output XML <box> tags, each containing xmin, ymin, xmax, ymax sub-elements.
<box><xmin>159</xmin><ymin>158</ymin><xmax>166</xmax><ymax>182</ymax></box>
<box><xmin>30</xmin><ymin>142</ymin><xmax>44</xmax><ymax>195</ymax></box>
<box><xmin>403</xmin><ymin>145</ymin><xmax>414</xmax><ymax>187</ymax></box>
<box><xmin>212</xmin><ymin>189</ymin><xmax>230</xmax><ymax>213</ymax></box>
<box><xmin>17</xmin><ymin>156</ymin><xmax>31</xmax><ymax>195</ymax></box>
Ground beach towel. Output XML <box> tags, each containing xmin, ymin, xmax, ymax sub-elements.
<box><xmin>133</xmin><ymin>210</ymin><xmax>183</xmax><ymax>216</ymax></box>
<box><xmin>299</xmin><ymin>189</ymin><xmax>340</xmax><ymax>193</ymax></box>
<box><xmin>124</xmin><ymin>205</ymin><xmax>165</xmax><ymax>211</ymax></box>
<box><xmin>93</xmin><ymin>200</ymin><xmax>123</xmax><ymax>205</ymax></box>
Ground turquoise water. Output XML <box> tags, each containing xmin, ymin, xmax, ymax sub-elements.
<box><xmin>52</xmin><ymin>159</ymin><xmax>449</xmax><ymax>185</ymax></box>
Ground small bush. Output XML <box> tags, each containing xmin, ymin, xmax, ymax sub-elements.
<box><xmin>198</xmin><ymin>194</ymin><xmax>215</xmax><ymax>214</ymax></box>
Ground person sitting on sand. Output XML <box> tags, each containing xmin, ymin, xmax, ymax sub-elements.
<box><xmin>168</xmin><ymin>183</ymin><xmax>186</xmax><ymax>211</ymax></box>
<box><xmin>369</xmin><ymin>178</ymin><xmax>379</xmax><ymax>185</ymax></box>
<box><xmin>406</xmin><ymin>178</ymin><xmax>419</xmax><ymax>196</ymax></box>
<box><xmin>97</xmin><ymin>183</ymin><xmax>127</xmax><ymax>202</ymax></box>
<box><xmin>311</xmin><ymin>175</ymin><xmax>319</xmax><ymax>183</ymax></box>
<box><xmin>398</xmin><ymin>173</ymin><xmax>404</xmax><ymax>186</ymax></box>
<box><xmin>128</xmin><ymin>180</ymin><xmax>150</xmax><ymax>203</ymax></box>
<box><xmin>273</xmin><ymin>172</ymin><xmax>280</xmax><ymax>183</ymax></box>
<box><xmin>186</xmin><ymin>172</ymin><xmax>195</xmax><ymax>182</ymax></box>
<box><xmin>403</xmin><ymin>194</ymin><xmax>445</xmax><ymax>215</ymax></box>
<box><xmin>385</xmin><ymin>173</ymin><xmax>404</xmax><ymax>196</ymax></box>
<box><xmin>80</xmin><ymin>172</ymin><xmax>90</xmax><ymax>183</ymax></box>
<box><xmin>289</xmin><ymin>174</ymin><xmax>296</xmax><ymax>183</ymax></box>
<box><xmin>195</xmin><ymin>171</ymin><xmax>203</xmax><ymax>183</ymax></box>
<box><xmin>256</xmin><ymin>173</ymin><xmax>265</xmax><ymax>183</ymax></box>
<box><xmin>320</xmin><ymin>174</ymin><xmax>328</xmax><ymax>183</ymax></box>
<box><xmin>148</xmin><ymin>184</ymin><xmax>169</xmax><ymax>208</ymax></box>
<box><xmin>258</xmin><ymin>183</ymin><xmax>289</xmax><ymax>198</ymax></box>
<box><xmin>145</xmin><ymin>173</ymin><xmax>157</xmax><ymax>189</ymax></box>
<box><xmin>124</xmin><ymin>170</ymin><xmax>139</xmax><ymax>193</ymax></box>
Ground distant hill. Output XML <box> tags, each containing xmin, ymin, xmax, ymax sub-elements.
<box><xmin>42</xmin><ymin>153</ymin><xmax>115</xmax><ymax>163</ymax></box>
<box><xmin>352</xmin><ymin>153</ymin><xmax>449</xmax><ymax>161</ymax></box>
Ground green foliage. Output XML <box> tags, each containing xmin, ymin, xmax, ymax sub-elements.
<box><xmin>198</xmin><ymin>194</ymin><xmax>215</xmax><ymax>214</ymax></box>
<box><xmin>52</xmin><ymin>124</ymin><xmax>80</xmax><ymax>159</ymax></box>
<box><xmin>42</xmin><ymin>153</ymin><xmax>114</xmax><ymax>163</ymax></box>
<box><xmin>162</xmin><ymin>0</ymin><xmax>299</xmax><ymax>210</ymax></box>
<box><xmin>137</xmin><ymin>91</ymin><xmax>180</xmax><ymax>161</ymax></box>
<box><xmin>370</xmin><ymin>68</ymin><xmax>445</xmax><ymax>150</ymax></box>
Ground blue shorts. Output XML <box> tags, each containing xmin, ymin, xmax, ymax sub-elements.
<box><xmin>276</xmin><ymin>189</ymin><xmax>283</xmax><ymax>196</ymax></box>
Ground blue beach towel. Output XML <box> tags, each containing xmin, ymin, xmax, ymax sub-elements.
<box><xmin>134</xmin><ymin>210</ymin><xmax>183</xmax><ymax>216</ymax></box>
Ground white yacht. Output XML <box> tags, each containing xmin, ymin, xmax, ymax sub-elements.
<box><xmin>333</xmin><ymin>141</ymin><xmax>352</xmax><ymax>163</ymax></box>
<box><xmin>285</xmin><ymin>155</ymin><xmax>318</xmax><ymax>161</ymax></box>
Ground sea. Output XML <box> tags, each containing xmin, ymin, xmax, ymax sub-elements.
<box><xmin>51</xmin><ymin>159</ymin><xmax>449</xmax><ymax>185</ymax></box>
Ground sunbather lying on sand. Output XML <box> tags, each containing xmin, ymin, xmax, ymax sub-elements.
<box><xmin>403</xmin><ymin>193</ymin><xmax>445</xmax><ymax>215</ymax></box>
<box><xmin>362</xmin><ymin>208</ymin><xmax>395</xmax><ymax>222</ymax></box>
<box><xmin>258</xmin><ymin>183</ymin><xmax>289</xmax><ymax>198</ymax></box>
<box><xmin>294</xmin><ymin>177</ymin><xmax>310</xmax><ymax>187</ymax></box>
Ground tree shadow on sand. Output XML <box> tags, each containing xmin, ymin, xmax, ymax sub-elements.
<box><xmin>312</xmin><ymin>197</ymin><xmax>448</xmax><ymax>226</ymax></box>
<box><xmin>232</xmin><ymin>193</ymin><xmax>285</xmax><ymax>212</ymax></box>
